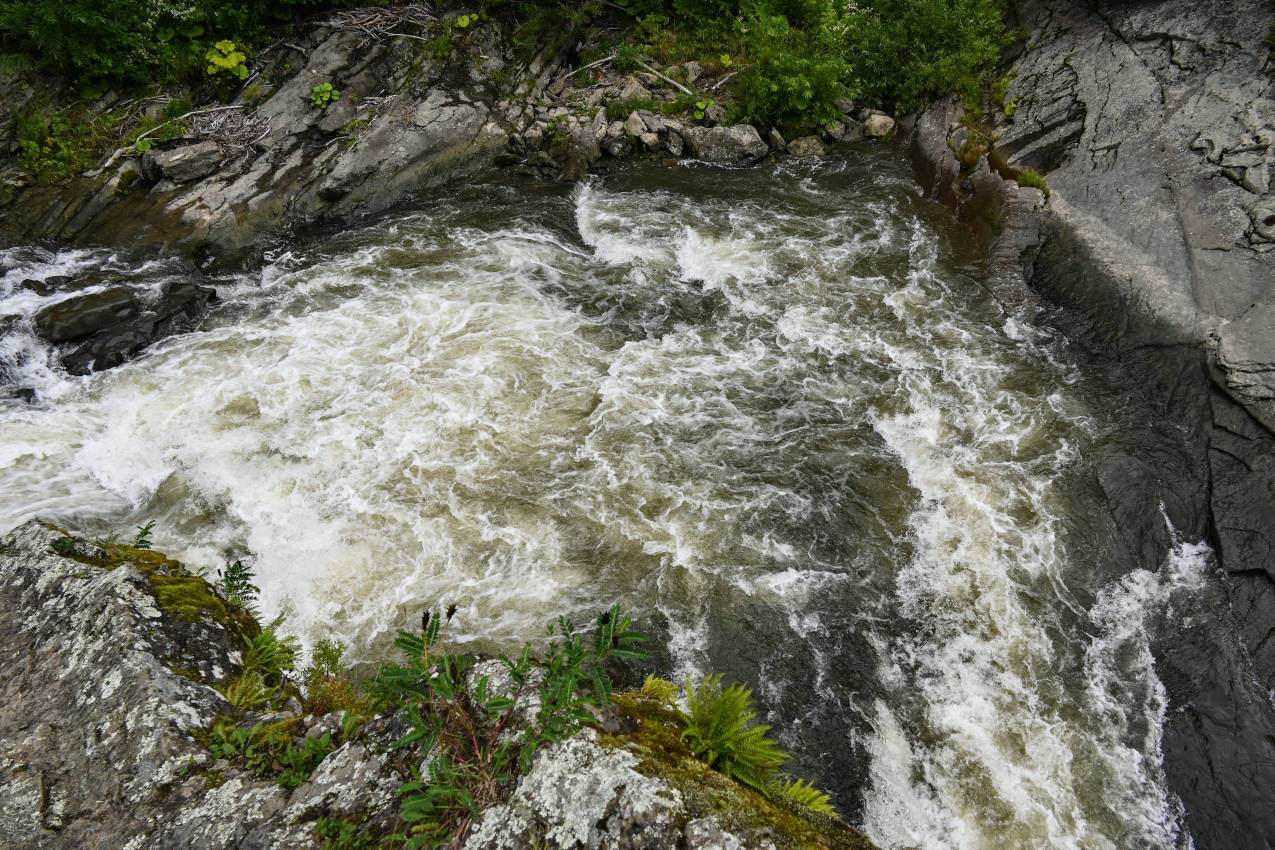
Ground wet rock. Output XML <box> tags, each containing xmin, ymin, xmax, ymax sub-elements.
<box><xmin>141</xmin><ymin>141</ymin><xmax>224</xmax><ymax>184</ymax></box>
<box><xmin>788</xmin><ymin>136</ymin><xmax>825</xmax><ymax>158</ymax></box>
<box><xmin>57</xmin><ymin>279</ymin><xmax>217</xmax><ymax>375</ymax></box>
<box><xmin>767</xmin><ymin>128</ymin><xmax>787</xmax><ymax>152</ymax></box>
<box><xmin>863</xmin><ymin>114</ymin><xmax>895</xmax><ymax>138</ymax></box>
<box><xmin>682</xmin><ymin>125</ymin><xmax>769</xmax><ymax>165</ymax></box>
<box><xmin>33</xmin><ymin>287</ymin><xmax>137</xmax><ymax>342</ymax></box>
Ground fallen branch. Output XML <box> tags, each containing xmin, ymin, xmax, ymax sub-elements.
<box><xmin>709</xmin><ymin>70</ymin><xmax>738</xmax><ymax>92</ymax></box>
<box><xmin>554</xmin><ymin>53</ymin><xmax>616</xmax><ymax>85</ymax></box>
<box><xmin>633</xmin><ymin>59</ymin><xmax>694</xmax><ymax>96</ymax></box>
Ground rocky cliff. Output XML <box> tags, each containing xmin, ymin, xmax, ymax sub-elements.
<box><xmin>904</xmin><ymin>1</ymin><xmax>1275</xmax><ymax>847</ymax></box>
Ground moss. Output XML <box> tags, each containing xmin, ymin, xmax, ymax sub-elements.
<box><xmin>41</xmin><ymin>523</ymin><xmax>258</xmax><ymax>645</ymax></box>
<box><xmin>602</xmin><ymin>693</ymin><xmax>875</xmax><ymax>850</ymax></box>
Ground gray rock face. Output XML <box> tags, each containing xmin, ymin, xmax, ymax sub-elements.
<box><xmin>141</xmin><ymin>142</ymin><xmax>223</xmax><ymax>184</ymax></box>
<box><xmin>0</xmin><ymin>21</ymin><xmax>559</xmax><ymax>266</ymax></box>
<box><xmin>682</xmin><ymin>125</ymin><xmax>769</xmax><ymax>165</ymax></box>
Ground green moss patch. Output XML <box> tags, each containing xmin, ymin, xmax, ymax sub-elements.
<box><xmin>603</xmin><ymin>693</ymin><xmax>875</xmax><ymax>850</ymax></box>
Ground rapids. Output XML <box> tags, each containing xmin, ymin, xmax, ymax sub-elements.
<box><xmin>0</xmin><ymin>149</ymin><xmax>1207</xmax><ymax>849</ymax></box>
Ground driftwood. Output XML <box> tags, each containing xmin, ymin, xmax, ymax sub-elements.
<box><xmin>322</xmin><ymin>3</ymin><xmax>436</xmax><ymax>45</ymax></box>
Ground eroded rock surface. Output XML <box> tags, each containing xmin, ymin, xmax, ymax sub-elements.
<box><xmin>904</xmin><ymin>2</ymin><xmax>1275</xmax><ymax>847</ymax></box>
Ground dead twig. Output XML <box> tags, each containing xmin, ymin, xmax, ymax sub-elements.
<box><xmin>709</xmin><ymin>70</ymin><xmax>738</xmax><ymax>92</ymax></box>
<box><xmin>92</xmin><ymin>105</ymin><xmax>244</xmax><ymax>175</ymax></box>
<box><xmin>633</xmin><ymin>59</ymin><xmax>694</xmax><ymax>96</ymax></box>
<box><xmin>554</xmin><ymin>53</ymin><xmax>616</xmax><ymax>85</ymax></box>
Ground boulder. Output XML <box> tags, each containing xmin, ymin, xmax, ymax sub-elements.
<box><xmin>863</xmin><ymin>114</ymin><xmax>895</xmax><ymax>138</ymax></box>
<box><xmin>787</xmin><ymin>136</ymin><xmax>826</xmax><ymax>158</ymax></box>
<box><xmin>33</xmin><ymin>287</ymin><xmax>138</xmax><ymax>342</ymax></box>
<box><xmin>681</xmin><ymin>125</ymin><xmax>769</xmax><ymax>165</ymax></box>
<box><xmin>141</xmin><ymin>141</ymin><xmax>224</xmax><ymax>184</ymax></box>
<box><xmin>767</xmin><ymin>127</ymin><xmax>787</xmax><ymax>152</ymax></box>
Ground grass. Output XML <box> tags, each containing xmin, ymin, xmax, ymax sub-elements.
<box><xmin>1016</xmin><ymin>167</ymin><xmax>1050</xmax><ymax>195</ymax></box>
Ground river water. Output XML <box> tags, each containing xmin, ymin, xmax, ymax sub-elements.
<box><xmin>0</xmin><ymin>149</ymin><xmax>1207</xmax><ymax>849</ymax></box>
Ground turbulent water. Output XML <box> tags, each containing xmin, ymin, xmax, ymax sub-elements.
<box><xmin>0</xmin><ymin>150</ymin><xmax>1208</xmax><ymax>849</ymax></box>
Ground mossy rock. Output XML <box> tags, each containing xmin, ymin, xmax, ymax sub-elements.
<box><xmin>603</xmin><ymin>693</ymin><xmax>877</xmax><ymax>850</ymax></box>
<box><xmin>40</xmin><ymin>522</ymin><xmax>259</xmax><ymax>648</ymax></box>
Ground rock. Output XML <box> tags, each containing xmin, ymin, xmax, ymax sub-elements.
<box><xmin>787</xmin><ymin>136</ymin><xmax>826</xmax><ymax>158</ymax></box>
<box><xmin>141</xmin><ymin>141</ymin><xmax>224</xmax><ymax>184</ymax></box>
<box><xmin>902</xmin><ymin>1</ymin><xmax>1275</xmax><ymax>846</ymax></box>
<box><xmin>561</xmin><ymin>111</ymin><xmax>607</xmax><ymax>181</ymax></box>
<box><xmin>666</xmin><ymin>131</ymin><xmax>684</xmax><ymax>157</ymax></box>
<box><xmin>462</xmin><ymin>733</ymin><xmax>684</xmax><ymax>850</ymax></box>
<box><xmin>617</xmin><ymin>76</ymin><xmax>650</xmax><ymax>103</ymax></box>
<box><xmin>841</xmin><ymin>118</ymin><xmax>866</xmax><ymax>142</ymax></box>
<box><xmin>684</xmin><ymin>61</ymin><xmax>703</xmax><ymax>85</ymax></box>
<box><xmin>601</xmin><ymin>136</ymin><xmax>632</xmax><ymax>158</ymax></box>
<box><xmin>835</xmin><ymin>97</ymin><xmax>855</xmax><ymax>115</ymax></box>
<box><xmin>33</xmin><ymin>287</ymin><xmax>137</xmax><ymax>342</ymax></box>
<box><xmin>625</xmin><ymin>111</ymin><xmax>647</xmax><ymax>139</ymax></box>
<box><xmin>682</xmin><ymin>125</ymin><xmax>769</xmax><ymax>165</ymax></box>
<box><xmin>823</xmin><ymin>120</ymin><xmax>846</xmax><ymax>141</ymax></box>
<box><xmin>863</xmin><ymin>114</ymin><xmax>895</xmax><ymax>138</ymax></box>
<box><xmin>767</xmin><ymin>128</ymin><xmax>786</xmax><ymax>152</ymax></box>
<box><xmin>639</xmin><ymin>131</ymin><xmax>661</xmax><ymax>150</ymax></box>
<box><xmin>57</xmin><ymin>279</ymin><xmax>217</xmax><ymax>375</ymax></box>
<box><xmin>704</xmin><ymin>104</ymin><xmax>728</xmax><ymax>125</ymax></box>
<box><xmin>606</xmin><ymin>120</ymin><xmax>626</xmax><ymax>139</ymax></box>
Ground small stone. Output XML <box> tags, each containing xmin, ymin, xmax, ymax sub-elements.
<box><xmin>823</xmin><ymin>121</ymin><xmax>846</xmax><ymax>142</ymax></box>
<box><xmin>606</xmin><ymin>120</ymin><xmax>626</xmax><ymax>139</ymax></box>
<box><xmin>665</xmin><ymin>132</ymin><xmax>684</xmax><ymax>157</ymax></box>
<box><xmin>639</xmin><ymin>131</ymin><xmax>661</xmax><ymax>150</ymax></box>
<box><xmin>768</xmin><ymin>127</ymin><xmax>787</xmax><ymax>151</ymax></box>
<box><xmin>704</xmin><ymin>104</ymin><xmax>728</xmax><ymax>125</ymax></box>
<box><xmin>684</xmin><ymin>60</ymin><xmax>703</xmax><ymax>84</ymax></box>
<box><xmin>1241</xmin><ymin>161</ymin><xmax>1271</xmax><ymax>195</ymax></box>
<box><xmin>835</xmin><ymin>97</ymin><xmax>855</xmax><ymax>115</ymax></box>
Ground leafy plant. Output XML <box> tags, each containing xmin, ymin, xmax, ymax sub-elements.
<box><xmin>51</xmin><ymin>536</ymin><xmax>79</xmax><ymax>556</ymax></box>
<box><xmin>641</xmin><ymin>674</ymin><xmax>679</xmax><ymax>702</ymax></box>
<box><xmin>302</xmin><ymin>639</ymin><xmax>370</xmax><ymax>715</ymax></box>
<box><xmin>693</xmin><ymin>98</ymin><xmax>714</xmax><ymax>121</ymax></box>
<box><xmin>375</xmin><ymin>604</ymin><xmax>647</xmax><ymax>848</ymax></box>
<box><xmin>208</xmin><ymin>717</ymin><xmax>335</xmax><ymax>788</ymax></box>
<box><xmin>132</xmin><ymin>520</ymin><xmax>156</xmax><ymax>549</ymax></box>
<box><xmin>311</xmin><ymin>82</ymin><xmax>341</xmax><ymax>109</ymax></box>
<box><xmin>217</xmin><ymin>559</ymin><xmax>260</xmax><ymax>611</ymax></box>
<box><xmin>776</xmin><ymin>776</ymin><xmax>836</xmax><ymax>815</ymax></box>
<box><xmin>206</xmin><ymin>39</ymin><xmax>249</xmax><ymax>80</ymax></box>
<box><xmin>681</xmin><ymin>674</ymin><xmax>788</xmax><ymax>791</ymax></box>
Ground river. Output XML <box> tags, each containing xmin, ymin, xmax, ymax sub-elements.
<box><xmin>0</xmin><ymin>148</ymin><xmax>1207</xmax><ymax>849</ymax></box>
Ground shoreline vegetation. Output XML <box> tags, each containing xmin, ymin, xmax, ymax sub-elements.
<box><xmin>1</xmin><ymin>0</ymin><xmax>1009</xmax><ymax>184</ymax></box>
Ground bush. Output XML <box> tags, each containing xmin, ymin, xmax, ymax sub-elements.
<box><xmin>734</xmin><ymin>6</ymin><xmax>856</xmax><ymax>128</ymax></box>
<box><xmin>0</xmin><ymin>0</ymin><xmax>354</xmax><ymax>84</ymax></box>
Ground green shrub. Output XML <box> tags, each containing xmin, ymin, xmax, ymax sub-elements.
<box><xmin>734</xmin><ymin>7</ymin><xmax>856</xmax><ymax>128</ymax></box>
<box><xmin>374</xmin><ymin>604</ymin><xmax>648</xmax><ymax>849</ymax></box>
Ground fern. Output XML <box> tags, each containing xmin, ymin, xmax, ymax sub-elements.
<box><xmin>641</xmin><ymin>674</ymin><xmax>679</xmax><ymax>703</ymax></box>
<box><xmin>682</xmin><ymin>674</ymin><xmax>789</xmax><ymax>791</ymax></box>
<box><xmin>243</xmin><ymin>617</ymin><xmax>301</xmax><ymax>681</ymax></box>
<box><xmin>224</xmin><ymin>670</ymin><xmax>268</xmax><ymax>709</ymax></box>
<box><xmin>775</xmin><ymin>777</ymin><xmax>836</xmax><ymax>816</ymax></box>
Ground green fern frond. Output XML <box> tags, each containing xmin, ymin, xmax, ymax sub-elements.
<box><xmin>224</xmin><ymin>670</ymin><xmax>268</xmax><ymax>709</ymax></box>
<box><xmin>243</xmin><ymin>616</ymin><xmax>300</xmax><ymax>680</ymax></box>
<box><xmin>775</xmin><ymin>777</ymin><xmax>837</xmax><ymax>816</ymax></box>
<box><xmin>641</xmin><ymin>674</ymin><xmax>679</xmax><ymax>703</ymax></box>
<box><xmin>682</xmin><ymin>674</ymin><xmax>789</xmax><ymax>791</ymax></box>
